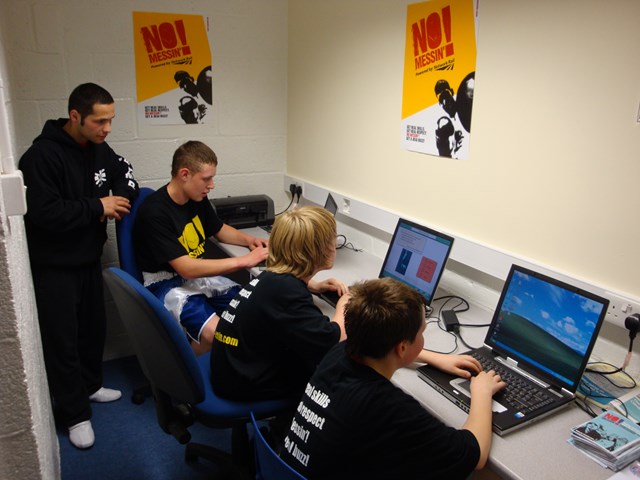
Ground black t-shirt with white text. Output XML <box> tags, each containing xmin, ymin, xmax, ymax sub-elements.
<box><xmin>211</xmin><ymin>271</ymin><xmax>341</xmax><ymax>401</ymax></box>
<box><xmin>281</xmin><ymin>343</ymin><xmax>481</xmax><ymax>479</ymax></box>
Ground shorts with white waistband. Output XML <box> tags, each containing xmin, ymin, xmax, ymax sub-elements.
<box><xmin>146</xmin><ymin>275</ymin><xmax>240</xmax><ymax>343</ymax></box>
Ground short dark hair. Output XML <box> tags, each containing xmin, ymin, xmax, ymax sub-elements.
<box><xmin>68</xmin><ymin>83</ymin><xmax>114</xmax><ymax>119</ymax></box>
<box><xmin>345</xmin><ymin>278</ymin><xmax>425</xmax><ymax>359</ymax></box>
<box><xmin>171</xmin><ymin>140</ymin><xmax>218</xmax><ymax>177</ymax></box>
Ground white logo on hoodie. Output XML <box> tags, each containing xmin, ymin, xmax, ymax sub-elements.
<box><xmin>94</xmin><ymin>168</ymin><xmax>106</xmax><ymax>187</ymax></box>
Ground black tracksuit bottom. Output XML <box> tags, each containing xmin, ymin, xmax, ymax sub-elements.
<box><xmin>31</xmin><ymin>262</ymin><xmax>106</xmax><ymax>427</ymax></box>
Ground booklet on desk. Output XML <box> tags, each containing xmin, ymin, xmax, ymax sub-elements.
<box><xmin>569</xmin><ymin>410</ymin><xmax>640</xmax><ymax>471</ymax></box>
<box><xmin>612</xmin><ymin>391</ymin><xmax>640</xmax><ymax>424</ymax></box>
<box><xmin>577</xmin><ymin>371</ymin><xmax>636</xmax><ymax>411</ymax></box>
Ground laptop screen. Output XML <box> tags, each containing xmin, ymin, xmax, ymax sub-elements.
<box><xmin>487</xmin><ymin>264</ymin><xmax>608</xmax><ymax>391</ymax></box>
<box><xmin>323</xmin><ymin>193</ymin><xmax>338</xmax><ymax>216</ymax></box>
<box><xmin>379</xmin><ymin>218</ymin><xmax>454</xmax><ymax>305</ymax></box>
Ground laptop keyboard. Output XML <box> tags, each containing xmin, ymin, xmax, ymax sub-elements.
<box><xmin>471</xmin><ymin>352</ymin><xmax>554</xmax><ymax>413</ymax></box>
<box><xmin>318</xmin><ymin>290</ymin><xmax>340</xmax><ymax>308</ymax></box>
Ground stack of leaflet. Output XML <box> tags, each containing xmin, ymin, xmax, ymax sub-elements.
<box><xmin>569</xmin><ymin>410</ymin><xmax>640</xmax><ymax>471</ymax></box>
<box><xmin>611</xmin><ymin>390</ymin><xmax>640</xmax><ymax>423</ymax></box>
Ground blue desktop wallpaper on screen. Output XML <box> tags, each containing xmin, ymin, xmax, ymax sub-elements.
<box><xmin>501</xmin><ymin>271</ymin><xmax>602</xmax><ymax>355</ymax></box>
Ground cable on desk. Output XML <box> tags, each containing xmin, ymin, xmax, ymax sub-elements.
<box><xmin>433</xmin><ymin>295</ymin><xmax>470</xmax><ymax>314</ymax></box>
<box><xmin>336</xmin><ymin>234</ymin><xmax>362</xmax><ymax>252</ymax></box>
<box><xmin>432</xmin><ymin>295</ymin><xmax>491</xmax><ymax>329</ymax></box>
<box><xmin>585</xmin><ymin>361</ymin><xmax>637</xmax><ymax>389</ymax></box>
<box><xmin>274</xmin><ymin>195</ymin><xmax>295</xmax><ymax>216</ymax></box>
<box><xmin>574</xmin><ymin>395</ymin><xmax>604</xmax><ymax>418</ymax></box>
<box><xmin>576</xmin><ymin>361</ymin><xmax>637</xmax><ymax>420</ymax></box>
<box><xmin>456</xmin><ymin>330</ymin><xmax>478</xmax><ymax>351</ymax></box>
<box><xmin>423</xmin><ymin>317</ymin><xmax>459</xmax><ymax>354</ymax></box>
<box><xmin>424</xmin><ymin>295</ymin><xmax>491</xmax><ymax>352</ymax></box>
<box><xmin>575</xmin><ymin>377</ymin><xmax>632</xmax><ymax>419</ymax></box>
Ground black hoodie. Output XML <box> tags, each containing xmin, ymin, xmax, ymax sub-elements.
<box><xmin>19</xmin><ymin>118</ymin><xmax>139</xmax><ymax>267</ymax></box>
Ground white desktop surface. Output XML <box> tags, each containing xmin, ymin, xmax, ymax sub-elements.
<box><xmin>213</xmin><ymin>228</ymin><xmax>611</xmax><ymax>480</ymax></box>
<box><xmin>214</xmin><ymin>226</ymin><xmax>382</xmax><ymax>282</ymax></box>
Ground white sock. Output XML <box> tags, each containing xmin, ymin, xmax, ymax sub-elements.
<box><xmin>69</xmin><ymin>420</ymin><xmax>95</xmax><ymax>449</ymax></box>
<box><xmin>89</xmin><ymin>387</ymin><xmax>122</xmax><ymax>403</ymax></box>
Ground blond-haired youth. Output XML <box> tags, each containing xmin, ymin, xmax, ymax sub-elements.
<box><xmin>267</xmin><ymin>206</ymin><xmax>337</xmax><ymax>280</ymax></box>
<box><xmin>210</xmin><ymin>205</ymin><xmax>348</xmax><ymax>403</ymax></box>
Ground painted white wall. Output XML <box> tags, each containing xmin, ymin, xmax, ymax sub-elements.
<box><xmin>4</xmin><ymin>0</ymin><xmax>288</xmax><ymax>359</ymax></box>
<box><xmin>2</xmin><ymin>0</ymin><xmax>637</xmax><ymax>474</ymax></box>
<box><xmin>0</xmin><ymin>0</ymin><xmax>287</xmax><ymax>474</ymax></box>
<box><xmin>0</xmin><ymin>20</ymin><xmax>60</xmax><ymax>480</ymax></box>
<box><xmin>288</xmin><ymin>0</ymin><xmax>640</xmax><ymax>301</ymax></box>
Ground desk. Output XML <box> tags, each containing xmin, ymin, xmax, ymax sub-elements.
<box><xmin>214</xmin><ymin>228</ymin><xmax>611</xmax><ymax>480</ymax></box>
<box><xmin>212</xmin><ymin>226</ymin><xmax>381</xmax><ymax>282</ymax></box>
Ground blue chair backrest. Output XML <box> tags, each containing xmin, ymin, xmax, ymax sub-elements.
<box><xmin>251</xmin><ymin>412</ymin><xmax>306</xmax><ymax>480</ymax></box>
<box><xmin>117</xmin><ymin>187</ymin><xmax>155</xmax><ymax>282</ymax></box>
<box><xmin>103</xmin><ymin>267</ymin><xmax>205</xmax><ymax>405</ymax></box>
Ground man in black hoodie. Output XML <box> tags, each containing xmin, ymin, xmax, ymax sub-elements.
<box><xmin>19</xmin><ymin>83</ymin><xmax>139</xmax><ymax>449</ymax></box>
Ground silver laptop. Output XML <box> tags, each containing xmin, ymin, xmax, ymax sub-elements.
<box><xmin>319</xmin><ymin>218</ymin><xmax>454</xmax><ymax>308</ymax></box>
<box><xmin>417</xmin><ymin>264</ymin><xmax>608</xmax><ymax>435</ymax></box>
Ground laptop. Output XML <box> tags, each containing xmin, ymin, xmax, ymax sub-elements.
<box><xmin>324</xmin><ymin>193</ymin><xmax>338</xmax><ymax>217</ymax></box>
<box><xmin>417</xmin><ymin>263</ymin><xmax>609</xmax><ymax>436</ymax></box>
<box><xmin>318</xmin><ymin>218</ymin><xmax>454</xmax><ymax>309</ymax></box>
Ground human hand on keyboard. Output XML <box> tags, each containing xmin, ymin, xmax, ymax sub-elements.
<box><xmin>308</xmin><ymin>277</ymin><xmax>348</xmax><ymax>296</ymax></box>
<box><xmin>417</xmin><ymin>352</ymin><xmax>482</xmax><ymax>379</ymax></box>
<box><xmin>244</xmin><ymin>246</ymin><xmax>268</xmax><ymax>267</ymax></box>
<box><xmin>471</xmin><ymin>370</ymin><xmax>507</xmax><ymax>398</ymax></box>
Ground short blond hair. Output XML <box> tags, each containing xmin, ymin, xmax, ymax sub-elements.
<box><xmin>267</xmin><ymin>206</ymin><xmax>336</xmax><ymax>279</ymax></box>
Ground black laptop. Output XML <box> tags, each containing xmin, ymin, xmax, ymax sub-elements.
<box><xmin>319</xmin><ymin>218</ymin><xmax>454</xmax><ymax>308</ymax></box>
<box><xmin>417</xmin><ymin>264</ymin><xmax>609</xmax><ymax>436</ymax></box>
<box><xmin>324</xmin><ymin>193</ymin><xmax>338</xmax><ymax>217</ymax></box>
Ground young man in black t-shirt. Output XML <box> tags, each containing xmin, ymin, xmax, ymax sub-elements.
<box><xmin>281</xmin><ymin>278</ymin><xmax>507</xmax><ymax>479</ymax></box>
<box><xmin>133</xmin><ymin>141</ymin><xmax>268</xmax><ymax>354</ymax></box>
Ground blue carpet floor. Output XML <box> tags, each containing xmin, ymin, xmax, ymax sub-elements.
<box><xmin>57</xmin><ymin>355</ymin><xmax>249</xmax><ymax>480</ymax></box>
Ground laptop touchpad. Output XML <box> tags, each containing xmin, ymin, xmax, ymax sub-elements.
<box><xmin>450</xmin><ymin>378</ymin><xmax>507</xmax><ymax>413</ymax></box>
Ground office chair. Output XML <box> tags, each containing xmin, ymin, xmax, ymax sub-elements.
<box><xmin>115</xmin><ymin>186</ymin><xmax>155</xmax><ymax>403</ymax></box>
<box><xmin>116</xmin><ymin>186</ymin><xmax>155</xmax><ymax>283</ymax></box>
<box><xmin>103</xmin><ymin>267</ymin><xmax>296</xmax><ymax>471</ymax></box>
<box><xmin>251</xmin><ymin>412</ymin><xmax>306</xmax><ymax>480</ymax></box>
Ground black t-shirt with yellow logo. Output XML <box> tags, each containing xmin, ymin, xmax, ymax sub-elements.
<box><xmin>134</xmin><ymin>184</ymin><xmax>223</xmax><ymax>274</ymax></box>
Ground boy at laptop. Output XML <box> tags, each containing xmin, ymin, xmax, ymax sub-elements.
<box><xmin>211</xmin><ymin>206</ymin><xmax>348</xmax><ymax>402</ymax></box>
<box><xmin>133</xmin><ymin>141</ymin><xmax>268</xmax><ymax>355</ymax></box>
<box><xmin>281</xmin><ymin>277</ymin><xmax>506</xmax><ymax>479</ymax></box>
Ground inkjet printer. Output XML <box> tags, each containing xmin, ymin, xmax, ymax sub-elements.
<box><xmin>210</xmin><ymin>194</ymin><xmax>274</xmax><ymax>229</ymax></box>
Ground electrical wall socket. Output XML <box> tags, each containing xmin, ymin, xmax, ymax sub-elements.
<box><xmin>605</xmin><ymin>291</ymin><xmax>640</xmax><ymax>329</ymax></box>
<box><xmin>342</xmin><ymin>198</ymin><xmax>351</xmax><ymax>214</ymax></box>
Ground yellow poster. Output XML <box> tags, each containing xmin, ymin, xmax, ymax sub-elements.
<box><xmin>133</xmin><ymin>12</ymin><xmax>212</xmax><ymax>125</ymax></box>
<box><xmin>401</xmin><ymin>0</ymin><xmax>478</xmax><ymax>159</ymax></box>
